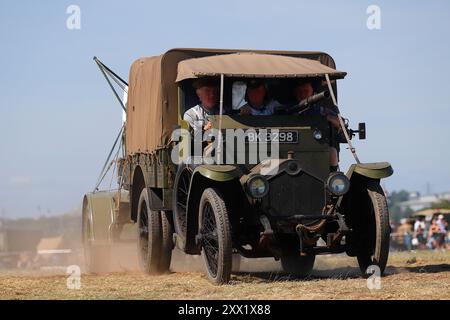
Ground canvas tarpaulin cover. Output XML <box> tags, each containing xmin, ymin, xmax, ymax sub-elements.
<box><xmin>125</xmin><ymin>48</ymin><xmax>342</xmax><ymax>155</ymax></box>
<box><xmin>176</xmin><ymin>52</ymin><xmax>346</xmax><ymax>81</ymax></box>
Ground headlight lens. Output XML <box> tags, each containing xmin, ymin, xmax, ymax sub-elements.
<box><xmin>247</xmin><ymin>175</ymin><xmax>269</xmax><ymax>198</ymax></box>
<box><xmin>313</xmin><ymin>129</ymin><xmax>323</xmax><ymax>140</ymax></box>
<box><xmin>327</xmin><ymin>172</ymin><xmax>350</xmax><ymax>196</ymax></box>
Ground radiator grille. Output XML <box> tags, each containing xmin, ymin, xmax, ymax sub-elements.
<box><xmin>263</xmin><ymin>171</ymin><xmax>325</xmax><ymax>216</ymax></box>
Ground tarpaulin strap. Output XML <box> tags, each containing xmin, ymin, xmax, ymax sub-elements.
<box><xmin>325</xmin><ymin>74</ymin><xmax>361</xmax><ymax>164</ymax></box>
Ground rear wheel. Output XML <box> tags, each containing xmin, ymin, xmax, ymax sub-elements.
<box><xmin>137</xmin><ymin>188</ymin><xmax>162</xmax><ymax>274</ymax></box>
<box><xmin>172</xmin><ymin>166</ymin><xmax>193</xmax><ymax>243</ymax></box>
<box><xmin>199</xmin><ymin>188</ymin><xmax>232</xmax><ymax>285</ymax></box>
<box><xmin>280</xmin><ymin>254</ymin><xmax>315</xmax><ymax>278</ymax></box>
<box><xmin>159</xmin><ymin>211</ymin><xmax>174</xmax><ymax>273</ymax></box>
<box><xmin>356</xmin><ymin>181</ymin><xmax>390</xmax><ymax>276</ymax></box>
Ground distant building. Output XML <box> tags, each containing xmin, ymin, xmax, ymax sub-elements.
<box><xmin>34</xmin><ymin>236</ymin><xmax>72</xmax><ymax>267</ymax></box>
<box><xmin>0</xmin><ymin>227</ymin><xmax>42</xmax><ymax>253</ymax></box>
<box><xmin>0</xmin><ymin>226</ymin><xmax>43</xmax><ymax>269</ymax></box>
<box><xmin>399</xmin><ymin>191</ymin><xmax>450</xmax><ymax>212</ymax></box>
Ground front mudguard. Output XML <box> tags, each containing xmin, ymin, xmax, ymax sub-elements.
<box><xmin>341</xmin><ymin>162</ymin><xmax>393</xmax><ymax>256</ymax></box>
<box><xmin>192</xmin><ymin>165</ymin><xmax>243</xmax><ymax>182</ymax></box>
<box><xmin>346</xmin><ymin>162</ymin><xmax>393</xmax><ymax>180</ymax></box>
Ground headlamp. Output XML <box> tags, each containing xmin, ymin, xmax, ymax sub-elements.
<box><xmin>327</xmin><ymin>172</ymin><xmax>350</xmax><ymax>196</ymax></box>
<box><xmin>246</xmin><ymin>175</ymin><xmax>269</xmax><ymax>198</ymax></box>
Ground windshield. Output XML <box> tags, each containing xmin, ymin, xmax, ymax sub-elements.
<box><xmin>181</xmin><ymin>77</ymin><xmax>336</xmax><ymax>121</ymax></box>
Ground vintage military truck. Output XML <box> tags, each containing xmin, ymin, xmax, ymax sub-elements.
<box><xmin>83</xmin><ymin>48</ymin><xmax>393</xmax><ymax>284</ymax></box>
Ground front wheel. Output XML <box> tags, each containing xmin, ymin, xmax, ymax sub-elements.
<box><xmin>199</xmin><ymin>188</ymin><xmax>232</xmax><ymax>285</ymax></box>
<box><xmin>356</xmin><ymin>181</ymin><xmax>390</xmax><ymax>276</ymax></box>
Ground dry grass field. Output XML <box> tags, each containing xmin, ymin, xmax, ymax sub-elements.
<box><xmin>0</xmin><ymin>250</ymin><xmax>449</xmax><ymax>300</ymax></box>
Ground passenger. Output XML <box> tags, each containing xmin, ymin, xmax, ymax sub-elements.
<box><xmin>239</xmin><ymin>79</ymin><xmax>281</xmax><ymax>115</ymax></box>
<box><xmin>294</xmin><ymin>80</ymin><xmax>341</xmax><ymax>171</ymax></box>
<box><xmin>183</xmin><ymin>77</ymin><xmax>221</xmax><ymax>131</ymax></box>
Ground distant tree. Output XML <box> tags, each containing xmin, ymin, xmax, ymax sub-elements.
<box><xmin>388</xmin><ymin>190</ymin><xmax>410</xmax><ymax>205</ymax></box>
<box><xmin>431</xmin><ymin>200</ymin><xmax>450</xmax><ymax>209</ymax></box>
<box><xmin>389</xmin><ymin>205</ymin><xmax>413</xmax><ymax>222</ymax></box>
<box><xmin>403</xmin><ymin>207</ymin><xmax>414</xmax><ymax>218</ymax></box>
<box><xmin>387</xmin><ymin>190</ymin><xmax>413</xmax><ymax>222</ymax></box>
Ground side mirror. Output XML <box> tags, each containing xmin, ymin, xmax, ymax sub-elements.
<box><xmin>358</xmin><ymin>122</ymin><xmax>366</xmax><ymax>140</ymax></box>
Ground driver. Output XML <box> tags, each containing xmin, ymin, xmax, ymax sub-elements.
<box><xmin>184</xmin><ymin>77</ymin><xmax>221</xmax><ymax>132</ymax></box>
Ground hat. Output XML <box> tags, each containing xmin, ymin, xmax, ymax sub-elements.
<box><xmin>246</xmin><ymin>79</ymin><xmax>265</xmax><ymax>90</ymax></box>
<box><xmin>192</xmin><ymin>77</ymin><xmax>219</xmax><ymax>89</ymax></box>
<box><xmin>294</xmin><ymin>78</ymin><xmax>321</xmax><ymax>90</ymax></box>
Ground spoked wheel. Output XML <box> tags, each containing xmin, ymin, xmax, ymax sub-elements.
<box><xmin>199</xmin><ymin>188</ymin><xmax>232</xmax><ymax>285</ymax></box>
<box><xmin>137</xmin><ymin>188</ymin><xmax>162</xmax><ymax>274</ymax></box>
<box><xmin>280</xmin><ymin>254</ymin><xmax>315</xmax><ymax>278</ymax></box>
<box><xmin>159</xmin><ymin>211</ymin><xmax>174</xmax><ymax>273</ymax></box>
<box><xmin>172</xmin><ymin>166</ymin><xmax>193</xmax><ymax>241</ymax></box>
<box><xmin>356</xmin><ymin>181</ymin><xmax>390</xmax><ymax>276</ymax></box>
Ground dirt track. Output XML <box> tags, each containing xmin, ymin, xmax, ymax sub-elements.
<box><xmin>1</xmin><ymin>250</ymin><xmax>449</xmax><ymax>300</ymax></box>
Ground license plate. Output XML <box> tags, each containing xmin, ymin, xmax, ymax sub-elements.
<box><xmin>245</xmin><ymin>130</ymin><xmax>298</xmax><ymax>144</ymax></box>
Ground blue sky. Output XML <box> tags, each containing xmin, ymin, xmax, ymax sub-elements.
<box><xmin>1</xmin><ymin>0</ymin><xmax>449</xmax><ymax>218</ymax></box>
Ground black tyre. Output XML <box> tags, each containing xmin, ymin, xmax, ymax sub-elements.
<box><xmin>159</xmin><ymin>211</ymin><xmax>174</xmax><ymax>273</ymax></box>
<box><xmin>356</xmin><ymin>181</ymin><xmax>390</xmax><ymax>276</ymax></box>
<box><xmin>172</xmin><ymin>166</ymin><xmax>193</xmax><ymax>242</ymax></box>
<box><xmin>137</xmin><ymin>188</ymin><xmax>162</xmax><ymax>274</ymax></box>
<box><xmin>199</xmin><ymin>188</ymin><xmax>232</xmax><ymax>285</ymax></box>
<box><xmin>82</xmin><ymin>198</ymin><xmax>111</xmax><ymax>273</ymax></box>
<box><xmin>280</xmin><ymin>254</ymin><xmax>315</xmax><ymax>278</ymax></box>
